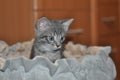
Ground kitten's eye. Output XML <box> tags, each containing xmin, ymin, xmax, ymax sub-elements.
<box><xmin>61</xmin><ymin>36</ymin><xmax>65</xmax><ymax>41</ymax></box>
<box><xmin>47</xmin><ymin>36</ymin><xmax>54</xmax><ymax>41</ymax></box>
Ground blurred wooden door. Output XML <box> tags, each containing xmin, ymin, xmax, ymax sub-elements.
<box><xmin>0</xmin><ymin>0</ymin><xmax>34</xmax><ymax>45</ymax></box>
<box><xmin>0</xmin><ymin>0</ymin><xmax>98</xmax><ymax>46</ymax></box>
<box><xmin>96</xmin><ymin>0</ymin><xmax>120</xmax><ymax>80</ymax></box>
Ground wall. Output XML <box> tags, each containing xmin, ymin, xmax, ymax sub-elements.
<box><xmin>0</xmin><ymin>0</ymin><xmax>34</xmax><ymax>45</ymax></box>
<box><xmin>0</xmin><ymin>0</ymin><xmax>93</xmax><ymax>45</ymax></box>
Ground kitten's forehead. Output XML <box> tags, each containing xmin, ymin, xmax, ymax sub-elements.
<box><xmin>49</xmin><ymin>27</ymin><xmax>65</xmax><ymax>37</ymax></box>
<box><xmin>50</xmin><ymin>20</ymin><xmax>63</xmax><ymax>28</ymax></box>
<box><xmin>37</xmin><ymin>20</ymin><xmax>67</xmax><ymax>37</ymax></box>
<box><xmin>48</xmin><ymin>20</ymin><xmax>66</xmax><ymax>35</ymax></box>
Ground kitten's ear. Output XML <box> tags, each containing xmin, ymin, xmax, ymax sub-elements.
<box><xmin>35</xmin><ymin>17</ymin><xmax>50</xmax><ymax>31</ymax></box>
<box><xmin>62</xmin><ymin>18</ymin><xmax>74</xmax><ymax>31</ymax></box>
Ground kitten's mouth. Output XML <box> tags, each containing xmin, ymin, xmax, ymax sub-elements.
<box><xmin>53</xmin><ymin>48</ymin><xmax>61</xmax><ymax>52</ymax></box>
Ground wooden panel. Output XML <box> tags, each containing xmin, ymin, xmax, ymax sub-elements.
<box><xmin>0</xmin><ymin>0</ymin><xmax>34</xmax><ymax>45</ymax></box>
<box><xmin>98</xmin><ymin>4</ymin><xmax>119</xmax><ymax>36</ymax></box>
<box><xmin>98</xmin><ymin>0</ymin><xmax>118</xmax><ymax>5</ymax></box>
<box><xmin>119</xmin><ymin>0</ymin><xmax>120</xmax><ymax>32</ymax></box>
<box><xmin>36</xmin><ymin>0</ymin><xmax>43</xmax><ymax>10</ymax></box>
<box><xmin>37</xmin><ymin>11</ymin><xmax>91</xmax><ymax>45</ymax></box>
<box><xmin>37</xmin><ymin>0</ymin><xmax>90</xmax><ymax>10</ymax></box>
<box><xmin>98</xmin><ymin>35</ymin><xmax>120</xmax><ymax>80</ymax></box>
<box><xmin>90</xmin><ymin>0</ymin><xmax>99</xmax><ymax>45</ymax></box>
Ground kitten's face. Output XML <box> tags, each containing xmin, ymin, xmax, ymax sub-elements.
<box><xmin>37</xmin><ymin>28</ymin><xmax>66</xmax><ymax>51</ymax></box>
<box><xmin>35</xmin><ymin>17</ymin><xmax>73</xmax><ymax>52</ymax></box>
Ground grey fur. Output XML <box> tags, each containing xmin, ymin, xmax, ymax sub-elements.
<box><xmin>31</xmin><ymin>17</ymin><xmax>73</xmax><ymax>62</ymax></box>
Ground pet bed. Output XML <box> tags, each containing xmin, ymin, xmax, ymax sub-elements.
<box><xmin>0</xmin><ymin>40</ymin><xmax>116</xmax><ymax>80</ymax></box>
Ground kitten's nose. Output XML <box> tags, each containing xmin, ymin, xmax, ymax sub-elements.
<box><xmin>56</xmin><ymin>44</ymin><xmax>60</xmax><ymax>48</ymax></box>
<box><xmin>56</xmin><ymin>44</ymin><xmax>61</xmax><ymax>48</ymax></box>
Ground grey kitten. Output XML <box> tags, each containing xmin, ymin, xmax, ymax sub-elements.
<box><xmin>30</xmin><ymin>17</ymin><xmax>73</xmax><ymax>62</ymax></box>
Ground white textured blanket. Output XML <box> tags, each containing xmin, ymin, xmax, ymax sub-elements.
<box><xmin>0</xmin><ymin>40</ymin><xmax>116</xmax><ymax>80</ymax></box>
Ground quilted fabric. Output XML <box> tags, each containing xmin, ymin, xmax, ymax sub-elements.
<box><xmin>0</xmin><ymin>46</ymin><xmax>116</xmax><ymax>80</ymax></box>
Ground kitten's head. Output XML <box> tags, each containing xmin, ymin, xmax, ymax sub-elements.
<box><xmin>35</xmin><ymin>17</ymin><xmax>74</xmax><ymax>52</ymax></box>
